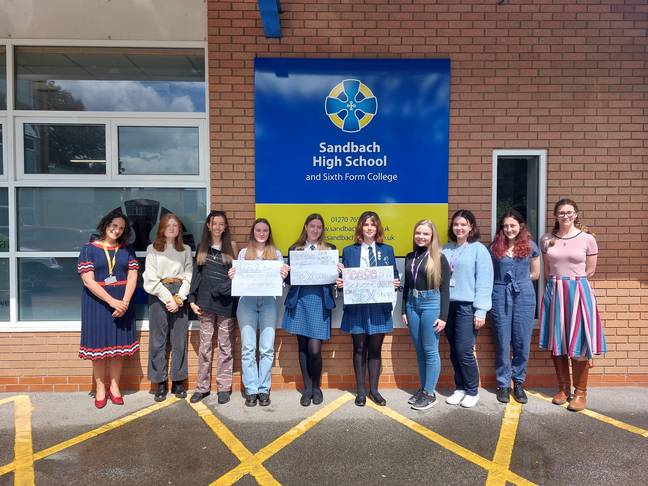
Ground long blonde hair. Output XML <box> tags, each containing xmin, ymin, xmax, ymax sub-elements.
<box><xmin>245</xmin><ymin>218</ymin><xmax>278</xmax><ymax>260</ymax></box>
<box><xmin>290</xmin><ymin>213</ymin><xmax>332</xmax><ymax>251</ymax></box>
<box><xmin>412</xmin><ymin>219</ymin><xmax>442</xmax><ymax>288</ymax></box>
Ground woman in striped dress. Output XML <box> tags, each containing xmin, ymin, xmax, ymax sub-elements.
<box><xmin>77</xmin><ymin>210</ymin><xmax>139</xmax><ymax>408</ymax></box>
<box><xmin>539</xmin><ymin>198</ymin><xmax>606</xmax><ymax>412</ymax></box>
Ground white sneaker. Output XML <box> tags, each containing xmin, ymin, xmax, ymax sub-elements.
<box><xmin>445</xmin><ymin>390</ymin><xmax>466</xmax><ymax>405</ymax></box>
<box><xmin>460</xmin><ymin>394</ymin><xmax>480</xmax><ymax>408</ymax></box>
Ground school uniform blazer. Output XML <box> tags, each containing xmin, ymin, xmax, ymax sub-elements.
<box><xmin>284</xmin><ymin>244</ymin><xmax>337</xmax><ymax>311</ymax></box>
<box><xmin>342</xmin><ymin>243</ymin><xmax>400</xmax><ymax>309</ymax></box>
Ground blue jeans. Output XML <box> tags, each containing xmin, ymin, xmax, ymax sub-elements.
<box><xmin>237</xmin><ymin>296</ymin><xmax>278</xmax><ymax>395</ymax></box>
<box><xmin>491</xmin><ymin>283</ymin><xmax>536</xmax><ymax>387</ymax></box>
<box><xmin>405</xmin><ymin>290</ymin><xmax>441</xmax><ymax>394</ymax></box>
<box><xmin>445</xmin><ymin>301</ymin><xmax>480</xmax><ymax>396</ymax></box>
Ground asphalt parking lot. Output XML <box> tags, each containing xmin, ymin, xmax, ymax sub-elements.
<box><xmin>1</xmin><ymin>387</ymin><xmax>647</xmax><ymax>486</ymax></box>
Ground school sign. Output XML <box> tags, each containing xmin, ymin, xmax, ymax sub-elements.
<box><xmin>255</xmin><ymin>58</ymin><xmax>450</xmax><ymax>255</ymax></box>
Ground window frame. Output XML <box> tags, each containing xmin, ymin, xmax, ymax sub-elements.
<box><xmin>0</xmin><ymin>38</ymin><xmax>210</xmax><ymax>332</ymax></box>
<box><xmin>491</xmin><ymin>149</ymin><xmax>547</xmax><ymax>320</ymax></box>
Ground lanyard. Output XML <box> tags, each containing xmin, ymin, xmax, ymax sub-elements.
<box><xmin>102</xmin><ymin>243</ymin><xmax>119</xmax><ymax>276</ymax></box>
<box><xmin>411</xmin><ymin>250</ymin><xmax>429</xmax><ymax>283</ymax></box>
<box><xmin>448</xmin><ymin>243</ymin><xmax>468</xmax><ymax>273</ymax></box>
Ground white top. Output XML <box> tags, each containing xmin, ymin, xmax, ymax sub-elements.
<box><xmin>360</xmin><ymin>242</ymin><xmax>377</xmax><ymax>268</ymax></box>
<box><xmin>237</xmin><ymin>247</ymin><xmax>283</xmax><ymax>261</ymax></box>
<box><xmin>142</xmin><ymin>243</ymin><xmax>193</xmax><ymax>303</ymax></box>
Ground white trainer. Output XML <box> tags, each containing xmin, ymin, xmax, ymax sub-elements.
<box><xmin>445</xmin><ymin>390</ymin><xmax>466</xmax><ymax>405</ymax></box>
<box><xmin>460</xmin><ymin>394</ymin><xmax>480</xmax><ymax>408</ymax></box>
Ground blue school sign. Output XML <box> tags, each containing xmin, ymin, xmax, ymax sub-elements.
<box><xmin>255</xmin><ymin>58</ymin><xmax>450</xmax><ymax>255</ymax></box>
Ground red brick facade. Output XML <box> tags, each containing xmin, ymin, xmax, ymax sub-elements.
<box><xmin>1</xmin><ymin>0</ymin><xmax>647</xmax><ymax>392</ymax></box>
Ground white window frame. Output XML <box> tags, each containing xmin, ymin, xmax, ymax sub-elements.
<box><xmin>0</xmin><ymin>38</ymin><xmax>210</xmax><ymax>333</ymax></box>
<box><xmin>491</xmin><ymin>149</ymin><xmax>547</xmax><ymax>320</ymax></box>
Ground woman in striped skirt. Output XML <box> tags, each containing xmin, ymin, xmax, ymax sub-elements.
<box><xmin>539</xmin><ymin>198</ymin><xmax>606</xmax><ymax>412</ymax></box>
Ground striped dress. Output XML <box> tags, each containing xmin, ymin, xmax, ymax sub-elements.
<box><xmin>77</xmin><ymin>242</ymin><xmax>140</xmax><ymax>360</ymax></box>
<box><xmin>538</xmin><ymin>232</ymin><xmax>606</xmax><ymax>358</ymax></box>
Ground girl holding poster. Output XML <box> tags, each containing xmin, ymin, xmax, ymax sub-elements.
<box><xmin>229</xmin><ymin>218</ymin><xmax>288</xmax><ymax>407</ymax></box>
<box><xmin>336</xmin><ymin>211</ymin><xmax>400</xmax><ymax>407</ymax></box>
<box><xmin>282</xmin><ymin>214</ymin><xmax>337</xmax><ymax>407</ymax></box>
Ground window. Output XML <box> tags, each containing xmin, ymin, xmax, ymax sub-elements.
<box><xmin>15</xmin><ymin>47</ymin><xmax>205</xmax><ymax>112</ymax></box>
<box><xmin>0</xmin><ymin>46</ymin><xmax>5</xmax><ymax>110</ymax></box>
<box><xmin>1</xmin><ymin>43</ymin><xmax>208</xmax><ymax>330</ymax></box>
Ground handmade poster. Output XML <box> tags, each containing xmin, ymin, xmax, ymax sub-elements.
<box><xmin>232</xmin><ymin>260</ymin><xmax>284</xmax><ymax>297</ymax></box>
<box><xmin>343</xmin><ymin>266</ymin><xmax>395</xmax><ymax>305</ymax></box>
<box><xmin>289</xmin><ymin>250</ymin><xmax>339</xmax><ymax>286</ymax></box>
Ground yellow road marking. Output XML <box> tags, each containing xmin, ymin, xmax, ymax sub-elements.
<box><xmin>0</xmin><ymin>395</ymin><xmax>35</xmax><ymax>486</ymax></box>
<box><xmin>527</xmin><ymin>390</ymin><xmax>648</xmax><ymax>438</ymax></box>
<box><xmin>210</xmin><ymin>392</ymin><xmax>354</xmax><ymax>485</ymax></box>
<box><xmin>189</xmin><ymin>399</ymin><xmax>280</xmax><ymax>485</ymax></box>
<box><xmin>486</xmin><ymin>400</ymin><xmax>523</xmax><ymax>486</ymax></box>
<box><xmin>0</xmin><ymin>396</ymin><xmax>179</xmax><ymax>477</ymax></box>
<box><xmin>366</xmin><ymin>400</ymin><xmax>536</xmax><ymax>486</ymax></box>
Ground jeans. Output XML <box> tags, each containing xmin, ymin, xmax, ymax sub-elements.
<box><xmin>237</xmin><ymin>296</ymin><xmax>279</xmax><ymax>395</ymax></box>
<box><xmin>445</xmin><ymin>301</ymin><xmax>480</xmax><ymax>396</ymax></box>
<box><xmin>406</xmin><ymin>290</ymin><xmax>441</xmax><ymax>394</ymax></box>
<box><xmin>491</xmin><ymin>283</ymin><xmax>536</xmax><ymax>387</ymax></box>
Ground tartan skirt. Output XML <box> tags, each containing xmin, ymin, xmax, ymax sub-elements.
<box><xmin>538</xmin><ymin>276</ymin><xmax>606</xmax><ymax>358</ymax></box>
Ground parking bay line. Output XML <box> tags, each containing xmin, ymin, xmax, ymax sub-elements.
<box><xmin>0</xmin><ymin>395</ymin><xmax>35</xmax><ymax>485</ymax></box>
<box><xmin>208</xmin><ymin>392</ymin><xmax>354</xmax><ymax>486</ymax></box>
<box><xmin>0</xmin><ymin>395</ymin><xmax>179</xmax><ymax>478</ymax></box>
<box><xmin>527</xmin><ymin>391</ymin><xmax>648</xmax><ymax>438</ymax></box>
<box><xmin>366</xmin><ymin>400</ymin><xmax>535</xmax><ymax>486</ymax></box>
<box><xmin>485</xmin><ymin>400</ymin><xmax>523</xmax><ymax>486</ymax></box>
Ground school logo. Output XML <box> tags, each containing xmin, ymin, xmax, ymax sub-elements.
<box><xmin>325</xmin><ymin>79</ymin><xmax>378</xmax><ymax>133</ymax></box>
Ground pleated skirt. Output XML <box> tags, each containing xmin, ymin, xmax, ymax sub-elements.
<box><xmin>538</xmin><ymin>276</ymin><xmax>606</xmax><ymax>358</ymax></box>
<box><xmin>282</xmin><ymin>287</ymin><xmax>331</xmax><ymax>340</ymax></box>
<box><xmin>79</xmin><ymin>285</ymin><xmax>139</xmax><ymax>360</ymax></box>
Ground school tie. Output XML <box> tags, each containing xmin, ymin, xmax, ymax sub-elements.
<box><xmin>368</xmin><ymin>246</ymin><xmax>377</xmax><ymax>267</ymax></box>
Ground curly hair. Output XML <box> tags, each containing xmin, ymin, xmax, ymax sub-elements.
<box><xmin>548</xmin><ymin>198</ymin><xmax>595</xmax><ymax>247</ymax></box>
<box><xmin>490</xmin><ymin>209</ymin><xmax>533</xmax><ymax>259</ymax></box>
<box><xmin>96</xmin><ymin>209</ymin><xmax>132</xmax><ymax>245</ymax></box>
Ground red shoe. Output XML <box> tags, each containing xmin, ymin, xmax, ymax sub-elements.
<box><xmin>107</xmin><ymin>390</ymin><xmax>124</xmax><ymax>405</ymax></box>
<box><xmin>94</xmin><ymin>395</ymin><xmax>108</xmax><ymax>409</ymax></box>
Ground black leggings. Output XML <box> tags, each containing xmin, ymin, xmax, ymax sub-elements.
<box><xmin>351</xmin><ymin>333</ymin><xmax>385</xmax><ymax>396</ymax></box>
<box><xmin>297</xmin><ymin>335</ymin><xmax>323</xmax><ymax>394</ymax></box>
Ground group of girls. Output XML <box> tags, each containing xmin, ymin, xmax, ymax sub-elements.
<box><xmin>77</xmin><ymin>197</ymin><xmax>604</xmax><ymax>413</ymax></box>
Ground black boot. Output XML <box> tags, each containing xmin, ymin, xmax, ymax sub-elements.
<box><xmin>171</xmin><ymin>381</ymin><xmax>187</xmax><ymax>399</ymax></box>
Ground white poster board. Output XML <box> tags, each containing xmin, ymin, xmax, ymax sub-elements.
<box><xmin>232</xmin><ymin>260</ymin><xmax>283</xmax><ymax>297</ymax></box>
<box><xmin>289</xmin><ymin>250</ymin><xmax>339</xmax><ymax>286</ymax></box>
<box><xmin>343</xmin><ymin>266</ymin><xmax>395</xmax><ymax>305</ymax></box>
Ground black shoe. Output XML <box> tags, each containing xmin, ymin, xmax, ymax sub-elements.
<box><xmin>171</xmin><ymin>381</ymin><xmax>187</xmax><ymax>399</ymax></box>
<box><xmin>408</xmin><ymin>388</ymin><xmax>424</xmax><ymax>405</ymax></box>
<box><xmin>154</xmin><ymin>382</ymin><xmax>168</xmax><ymax>402</ymax></box>
<box><xmin>258</xmin><ymin>393</ymin><xmax>271</xmax><ymax>407</ymax></box>
<box><xmin>355</xmin><ymin>394</ymin><xmax>366</xmax><ymax>407</ymax></box>
<box><xmin>411</xmin><ymin>391</ymin><xmax>437</xmax><ymax>411</ymax></box>
<box><xmin>190</xmin><ymin>391</ymin><xmax>210</xmax><ymax>403</ymax></box>
<box><xmin>368</xmin><ymin>391</ymin><xmax>387</xmax><ymax>406</ymax></box>
<box><xmin>496</xmin><ymin>387</ymin><xmax>510</xmax><ymax>403</ymax></box>
<box><xmin>217</xmin><ymin>391</ymin><xmax>231</xmax><ymax>404</ymax></box>
<box><xmin>513</xmin><ymin>382</ymin><xmax>528</xmax><ymax>404</ymax></box>
<box><xmin>300</xmin><ymin>391</ymin><xmax>312</xmax><ymax>407</ymax></box>
<box><xmin>245</xmin><ymin>394</ymin><xmax>258</xmax><ymax>407</ymax></box>
<box><xmin>312</xmin><ymin>388</ymin><xmax>323</xmax><ymax>405</ymax></box>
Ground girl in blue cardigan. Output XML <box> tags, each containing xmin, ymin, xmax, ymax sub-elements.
<box><xmin>442</xmin><ymin>209</ymin><xmax>493</xmax><ymax>409</ymax></box>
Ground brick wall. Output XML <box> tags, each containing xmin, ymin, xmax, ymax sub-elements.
<box><xmin>2</xmin><ymin>0</ymin><xmax>647</xmax><ymax>392</ymax></box>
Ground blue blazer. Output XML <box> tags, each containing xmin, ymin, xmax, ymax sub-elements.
<box><xmin>284</xmin><ymin>244</ymin><xmax>337</xmax><ymax>311</ymax></box>
<box><xmin>342</xmin><ymin>243</ymin><xmax>399</xmax><ymax>279</ymax></box>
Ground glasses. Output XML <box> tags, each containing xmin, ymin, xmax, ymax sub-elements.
<box><xmin>557</xmin><ymin>211</ymin><xmax>575</xmax><ymax>217</ymax></box>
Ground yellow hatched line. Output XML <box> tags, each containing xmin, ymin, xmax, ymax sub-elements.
<box><xmin>0</xmin><ymin>396</ymin><xmax>179</xmax><ymax>477</ymax></box>
<box><xmin>527</xmin><ymin>390</ymin><xmax>648</xmax><ymax>438</ymax></box>
<box><xmin>0</xmin><ymin>395</ymin><xmax>35</xmax><ymax>485</ymax></box>
<box><xmin>189</xmin><ymin>400</ymin><xmax>280</xmax><ymax>486</ymax></box>
<box><xmin>366</xmin><ymin>401</ymin><xmax>535</xmax><ymax>486</ymax></box>
<box><xmin>485</xmin><ymin>400</ymin><xmax>523</xmax><ymax>486</ymax></box>
<box><xmin>210</xmin><ymin>392</ymin><xmax>354</xmax><ymax>486</ymax></box>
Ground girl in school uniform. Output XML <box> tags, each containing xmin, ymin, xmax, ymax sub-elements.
<box><xmin>143</xmin><ymin>213</ymin><xmax>193</xmax><ymax>402</ymax></box>
<box><xmin>282</xmin><ymin>214</ymin><xmax>337</xmax><ymax>407</ymax></box>
<box><xmin>229</xmin><ymin>218</ymin><xmax>289</xmax><ymax>407</ymax></box>
<box><xmin>336</xmin><ymin>211</ymin><xmax>400</xmax><ymax>407</ymax></box>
